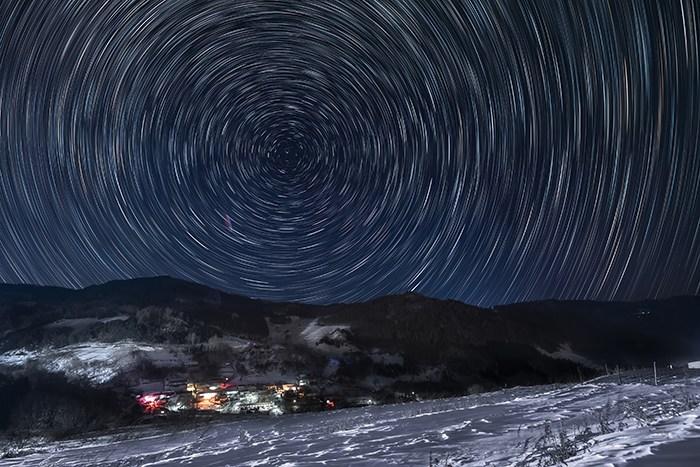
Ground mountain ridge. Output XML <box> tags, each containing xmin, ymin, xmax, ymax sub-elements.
<box><xmin>1</xmin><ymin>274</ymin><xmax>695</xmax><ymax>309</ymax></box>
<box><xmin>1</xmin><ymin>276</ymin><xmax>699</xmax><ymax>395</ymax></box>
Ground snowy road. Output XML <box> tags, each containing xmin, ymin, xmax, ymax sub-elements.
<box><xmin>3</xmin><ymin>377</ymin><xmax>700</xmax><ymax>466</ymax></box>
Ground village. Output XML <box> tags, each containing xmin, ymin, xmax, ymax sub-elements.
<box><xmin>133</xmin><ymin>375</ymin><xmax>413</xmax><ymax>416</ymax></box>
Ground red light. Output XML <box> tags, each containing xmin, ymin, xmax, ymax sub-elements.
<box><xmin>136</xmin><ymin>393</ymin><xmax>169</xmax><ymax>414</ymax></box>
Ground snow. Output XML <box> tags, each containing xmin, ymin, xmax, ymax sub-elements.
<box><xmin>0</xmin><ymin>341</ymin><xmax>193</xmax><ymax>384</ymax></box>
<box><xmin>300</xmin><ymin>319</ymin><xmax>356</xmax><ymax>353</ymax></box>
<box><xmin>44</xmin><ymin>316</ymin><xmax>130</xmax><ymax>328</ymax></box>
<box><xmin>568</xmin><ymin>409</ymin><xmax>700</xmax><ymax>466</ymax></box>
<box><xmin>4</xmin><ymin>376</ymin><xmax>700</xmax><ymax>466</ymax></box>
<box><xmin>204</xmin><ymin>335</ymin><xmax>253</xmax><ymax>351</ymax></box>
<box><xmin>624</xmin><ymin>434</ymin><xmax>700</xmax><ymax>466</ymax></box>
<box><xmin>536</xmin><ymin>343</ymin><xmax>601</xmax><ymax>370</ymax></box>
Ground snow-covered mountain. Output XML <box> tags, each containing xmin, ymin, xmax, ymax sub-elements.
<box><xmin>1</xmin><ymin>277</ymin><xmax>699</xmax><ymax>392</ymax></box>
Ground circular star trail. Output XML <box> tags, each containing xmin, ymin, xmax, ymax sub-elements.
<box><xmin>1</xmin><ymin>0</ymin><xmax>699</xmax><ymax>305</ymax></box>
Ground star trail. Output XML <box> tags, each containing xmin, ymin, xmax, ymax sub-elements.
<box><xmin>0</xmin><ymin>0</ymin><xmax>699</xmax><ymax>305</ymax></box>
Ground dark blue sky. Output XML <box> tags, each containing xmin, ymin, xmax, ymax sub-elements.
<box><xmin>0</xmin><ymin>0</ymin><xmax>699</xmax><ymax>305</ymax></box>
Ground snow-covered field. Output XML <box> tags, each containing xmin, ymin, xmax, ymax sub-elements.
<box><xmin>3</xmin><ymin>375</ymin><xmax>700</xmax><ymax>466</ymax></box>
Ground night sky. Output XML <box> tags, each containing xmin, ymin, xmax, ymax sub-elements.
<box><xmin>0</xmin><ymin>1</ymin><xmax>699</xmax><ymax>306</ymax></box>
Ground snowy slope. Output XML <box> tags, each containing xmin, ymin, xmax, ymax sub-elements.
<box><xmin>0</xmin><ymin>341</ymin><xmax>193</xmax><ymax>384</ymax></box>
<box><xmin>3</xmin><ymin>376</ymin><xmax>700</xmax><ymax>466</ymax></box>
